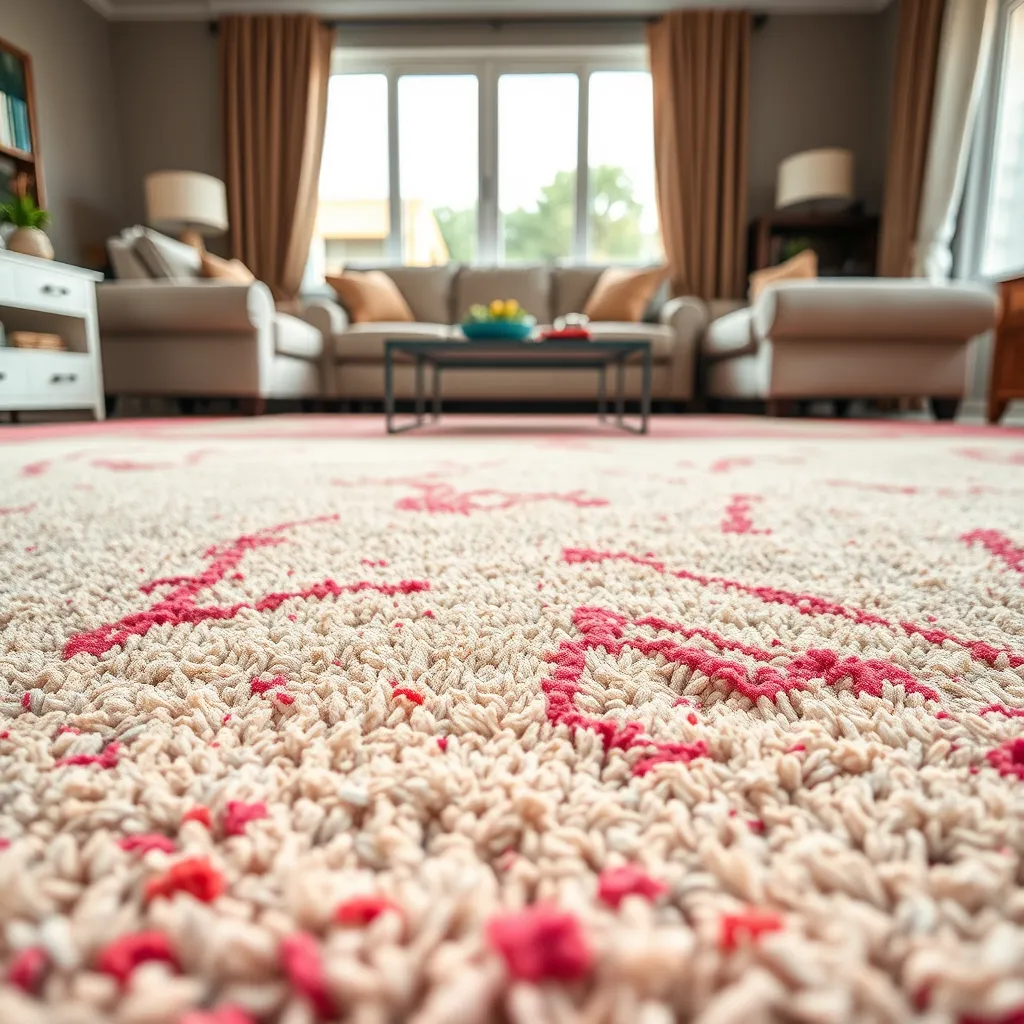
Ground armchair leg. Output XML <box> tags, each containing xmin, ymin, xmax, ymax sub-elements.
<box><xmin>104</xmin><ymin>395</ymin><xmax>119</xmax><ymax>419</ymax></box>
<box><xmin>929</xmin><ymin>397</ymin><xmax>959</xmax><ymax>421</ymax></box>
<box><xmin>988</xmin><ymin>397</ymin><xmax>1009</xmax><ymax>424</ymax></box>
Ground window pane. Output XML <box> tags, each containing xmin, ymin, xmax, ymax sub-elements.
<box><xmin>398</xmin><ymin>75</ymin><xmax>478</xmax><ymax>265</ymax></box>
<box><xmin>588</xmin><ymin>72</ymin><xmax>661</xmax><ymax>263</ymax></box>
<box><xmin>314</xmin><ymin>74</ymin><xmax>390</xmax><ymax>278</ymax></box>
<box><xmin>983</xmin><ymin>4</ymin><xmax>1024</xmax><ymax>278</ymax></box>
<box><xmin>499</xmin><ymin>74</ymin><xmax>578</xmax><ymax>263</ymax></box>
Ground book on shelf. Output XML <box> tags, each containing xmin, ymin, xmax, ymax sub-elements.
<box><xmin>0</xmin><ymin>91</ymin><xmax>30</xmax><ymax>153</ymax></box>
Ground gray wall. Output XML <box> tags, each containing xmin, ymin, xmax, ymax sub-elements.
<box><xmin>0</xmin><ymin>0</ymin><xmax>123</xmax><ymax>264</ymax></box>
<box><xmin>748</xmin><ymin>10</ymin><xmax>899</xmax><ymax>218</ymax></box>
<box><xmin>109</xmin><ymin>22</ymin><xmax>223</xmax><ymax>229</ymax></box>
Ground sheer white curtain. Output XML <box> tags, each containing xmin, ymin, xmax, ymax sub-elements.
<box><xmin>912</xmin><ymin>0</ymin><xmax>998</xmax><ymax>280</ymax></box>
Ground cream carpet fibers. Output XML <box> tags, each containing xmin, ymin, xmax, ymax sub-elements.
<box><xmin>2</xmin><ymin>418</ymin><xmax>1024</xmax><ymax>1024</ymax></box>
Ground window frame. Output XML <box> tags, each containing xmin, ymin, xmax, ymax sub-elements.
<box><xmin>959</xmin><ymin>0</ymin><xmax>1024</xmax><ymax>283</ymax></box>
<box><xmin>326</xmin><ymin>44</ymin><xmax>653</xmax><ymax>265</ymax></box>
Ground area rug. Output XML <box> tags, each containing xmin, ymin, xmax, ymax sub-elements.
<box><xmin>2</xmin><ymin>417</ymin><xmax>1024</xmax><ymax>1024</ymax></box>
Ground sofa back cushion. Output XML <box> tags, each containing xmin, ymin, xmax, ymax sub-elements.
<box><xmin>454</xmin><ymin>267</ymin><xmax>550</xmax><ymax>323</ymax></box>
<box><xmin>107</xmin><ymin>236</ymin><xmax>151</xmax><ymax>281</ymax></box>
<box><xmin>380</xmin><ymin>266</ymin><xmax>455</xmax><ymax>324</ymax></box>
<box><xmin>585</xmin><ymin>266</ymin><xmax>669</xmax><ymax>322</ymax></box>
<box><xmin>326</xmin><ymin>270</ymin><xmax>415</xmax><ymax>324</ymax></box>
<box><xmin>131</xmin><ymin>228</ymin><xmax>204</xmax><ymax>281</ymax></box>
<box><xmin>552</xmin><ymin>267</ymin><xmax>604</xmax><ymax>320</ymax></box>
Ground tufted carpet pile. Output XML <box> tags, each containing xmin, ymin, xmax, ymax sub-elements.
<box><xmin>2</xmin><ymin>416</ymin><xmax>1024</xmax><ymax>1024</ymax></box>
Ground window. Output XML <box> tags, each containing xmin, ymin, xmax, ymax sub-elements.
<box><xmin>398</xmin><ymin>75</ymin><xmax>479</xmax><ymax>265</ymax></box>
<box><xmin>498</xmin><ymin>74</ymin><xmax>579</xmax><ymax>262</ymax></box>
<box><xmin>982</xmin><ymin>1</ymin><xmax>1024</xmax><ymax>278</ymax></box>
<box><xmin>313</xmin><ymin>47</ymin><xmax>660</xmax><ymax>272</ymax></box>
<box><xmin>587</xmin><ymin>72</ymin><xmax>660</xmax><ymax>263</ymax></box>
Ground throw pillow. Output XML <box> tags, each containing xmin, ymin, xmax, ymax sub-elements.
<box><xmin>584</xmin><ymin>266</ymin><xmax>669</xmax><ymax>323</ymax></box>
<box><xmin>326</xmin><ymin>270</ymin><xmax>414</xmax><ymax>324</ymax></box>
<box><xmin>748</xmin><ymin>249</ymin><xmax>818</xmax><ymax>302</ymax></box>
<box><xmin>201</xmin><ymin>252</ymin><xmax>256</xmax><ymax>284</ymax></box>
<box><xmin>133</xmin><ymin>229</ymin><xmax>204</xmax><ymax>280</ymax></box>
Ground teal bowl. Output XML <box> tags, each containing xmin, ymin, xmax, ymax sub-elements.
<box><xmin>461</xmin><ymin>320</ymin><xmax>534</xmax><ymax>342</ymax></box>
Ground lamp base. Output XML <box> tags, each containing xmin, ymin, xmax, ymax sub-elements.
<box><xmin>178</xmin><ymin>229</ymin><xmax>207</xmax><ymax>253</ymax></box>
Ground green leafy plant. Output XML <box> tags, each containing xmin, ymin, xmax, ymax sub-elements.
<box><xmin>0</xmin><ymin>194</ymin><xmax>50</xmax><ymax>229</ymax></box>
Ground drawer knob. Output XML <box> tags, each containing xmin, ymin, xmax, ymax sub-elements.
<box><xmin>41</xmin><ymin>284</ymin><xmax>71</xmax><ymax>297</ymax></box>
<box><xmin>0</xmin><ymin>372</ymin><xmax>5</xmax><ymax>382</ymax></box>
<box><xmin>50</xmin><ymin>373</ymin><xmax>77</xmax><ymax>384</ymax></box>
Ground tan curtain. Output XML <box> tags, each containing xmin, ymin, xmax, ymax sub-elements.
<box><xmin>877</xmin><ymin>0</ymin><xmax>945</xmax><ymax>278</ymax></box>
<box><xmin>647</xmin><ymin>11</ymin><xmax>751</xmax><ymax>300</ymax></box>
<box><xmin>221</xmin><ymin>14</ymin><xmax>332</xmax><ymax>305</ymax></box>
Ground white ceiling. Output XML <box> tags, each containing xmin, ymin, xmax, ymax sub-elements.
<box><xmin>84</xmin><ymin>0</ymin><xmax>894</xmax><ymax>20</ymax></box>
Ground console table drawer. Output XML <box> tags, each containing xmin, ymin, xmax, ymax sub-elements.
<box><xmin>25</xmin><ymin>353</ymin><xmax>95</xmax><ymax>403</ymax></box>
<box><xmin>0</xmin><ymin>356</ymin><xmax>28</xmax><ymax>399</ymax></box>
<box><xmin>14</xmin><ymin>264</ymin><xmax>90</xmax><ymax>315</ymax></box>
<box><xmin>0</xmin><ymin>260</ymin><xmax>14</xmax><ymax>305</ymax></box>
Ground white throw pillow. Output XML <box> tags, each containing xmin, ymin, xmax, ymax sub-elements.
<box><xmin>131</xmin><ymin>228</ymin><xmax>203</xmax><ymax>280</ymax></box>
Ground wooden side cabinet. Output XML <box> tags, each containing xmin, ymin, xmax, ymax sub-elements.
<box><xmin>988</xmin><ymin>276</ymin><xmax>1024</xmax><ymax>425</ymax></box>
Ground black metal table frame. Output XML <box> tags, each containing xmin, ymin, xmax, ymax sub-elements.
<box><xmin>384</xmin><ymin>339</ymin><xmax>653</xmax><ymax>435</ymax></box>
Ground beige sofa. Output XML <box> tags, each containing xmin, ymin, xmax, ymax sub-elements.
<box><xmin>698</xmin><ymin>279</ymin><xmax>999</xmax><ymax>418</ymax></box>
<box><xmin>303</xmin><ymin>266</ymin><xmax>704</xmax><ymax>405</ymax></box>
<box><xmin>98</xmin><ymin>228</ymin><xmax>326</xmax><ymax>412</ymax></box>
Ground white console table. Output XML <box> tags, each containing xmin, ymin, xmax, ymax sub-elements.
<box><xmin>0</xmin><ymin>249</ymin><xmax>105</xmax><ymax>421</ymax></box>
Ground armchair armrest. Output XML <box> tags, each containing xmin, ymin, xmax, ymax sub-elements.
<box><xmin>97</xmin><ymin>280</ymin><xmax>275</xmax><ymax>335</ymax></box>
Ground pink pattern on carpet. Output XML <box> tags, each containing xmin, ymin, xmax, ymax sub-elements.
<box><xmin>564</xmin><ymin>547</ymin><xmax>1024</xmax><ymax>670</ymax></box>
<box><xmin>63</xmin><ymin>517</ymin><xmax>429</xmax><ymax>660</ymax></box>
<box><xmin>395</xmin><ymin>481</ymin><xmax>608</xmax><ymax>515</ymax></box>
<box><xmin>721</xmin><ymin>494</ymin><xmax>770</xmax><ymax>535</ymax></box>
<box><xmin>0</xmin><ymin>504</ymin><xmax>34</xmax><ymax>515</ymax></box>
<box><xmin>962</xmin><ymin>529</ymin><xmax>1024</xmax><ymax>584</ymax></box>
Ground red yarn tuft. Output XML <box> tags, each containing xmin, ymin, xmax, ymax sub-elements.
<box><xmin>980</xmin><ymin>704</ymin><xmax>1024</xmax><ymax>719</ymax></box>
<box><xmin>55</xmin><ymin>742</ymin><xmax>120</xmax><ymax>769</ymax></box>
<box><xmin>145</xmin><ymin>857</ymin><xmax>225</xmax><ymax>903</ymax></box>
<box><xmin>961</xmin><ymin>1007</ymin><xmax>1024</xmax><ymax>1024</ymax></box>
<box><xmin>280</xmin><ymin>932</ymin><xmax>334</xmax><ymax>1018</ymax></box>
<box><xmin>223</xmin><ymin>801</ymin><xmax>268</xmax><ymax>836</ymax></box>
<box><xmin>95</xmin><ymin>931</ymin><xmax>178</xmax><ymax>985</ymax></box>
<box><xmin>597</xmin><ymin>865</ymin><xmax>668</xmax><ymax>908</ymax></box>
<box><xmin>436</xmin><ymin>736</ymin><xmax>448</xmax><ymax>751</ymax></box>
<box><xmin>276</xmin><ymin>692</ymin><xmax>295</xmax><ymax>705</ymax></box>
<box><xmin>335</xmin><ymin>895</ymin><xmax>400</xmax><ymax>927</ymax></box>
<box><xmin>392</xmin><ymin>687</ymin><xmax>424</xmax><ymax>705</ymax></box>
<box><xmin>118</xmin><ymin>834</ymin><xmax>176</xmax><ymax>855</ymax></box>
<box><xmin>57</xmin><ymin>725</ymin><xmax>81</xmax><ymax>735</ymax></box>
<box><xmin>786</xmin><ymin>743</ymin><xmax>806</xmax><ymax>753</ymax></box>
<box><xmin>20</xmin><ymin>692</ymin><xmax>30</xmax><ymax>708</ymax></box>
<box><xmin>182</xmin><ymin>806</ymin><xmax>212</xmax><ymax>829</ymax></box>
<box><xmin>422</xmin><ymin>609</ymin><xmax>435</xmax><ymax>618</ymax></box>
<box><xmin>687</xmin><ymin>712</ymin><xmax>699</xmax><ymax>726</ymax></box>
<box><xmin>251</xmin><ymin>675</ymin><xmax>286</xmax><ymax>697</ymax></box>
<box><xmin>719</xmin><ymin>909</ymin><xmax>784</xmax><ymax>952</ymax></box>
<box><xmin>487</xmin><ymin>905</ymin><xmax>592</xmax><ymax>982</ymax></box>
<box><xmin>6</xmin><ymin>947</ymin><xmax>47</xmax><ymax>993</ymax></box>
<box><xmin>986</xmin><ymin>738</ymin><xmax>1024</xmax><ymax>780</ymax></box>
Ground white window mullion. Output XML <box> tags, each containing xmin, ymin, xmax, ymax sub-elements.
<box><xmin>386</xmin><ymin>69</ymin><xmax>402</xmax><ymax>264</ymax></box>
<box><xmin>574</xmin><ymin>69</ymin><xmax>590</xmax><ymax>263</ymax></box>
<box><xmin>479</xmin><ymin>61</ymin><xmax>499</xmax><ymax>264</ymax></box>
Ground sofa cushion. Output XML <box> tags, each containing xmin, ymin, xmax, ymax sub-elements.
<box><xmin>552</xmin><ymin>267</ymin><xmax>604</xmax><ymax>320</ymax></box>
<box><xmin>454</xmin><ymin>267</ymin><xmax>550</xmax><ymax>323</ymax></box>
<box><xmin>275</xmin><ymin>313</ymin><xmax>323</xmax><ymax>360</ymax></box>
<box><xmin>108</xmin><ymin>234</ymin><xmax>152</xmax><ymax>281</ymax></box>
<box><xmin>704</xmin><ymin>307</ymin><xmax>758</xmax><ymax>360</ymax></box>
<box><xmin>381</xmin><ymin>267</ymin><xmax>455</xmax><ymax>325</ymax></box>
<box><xmin>585</xmin><ymin>266</ymin><xmax>669</xmax><ymax>323</ymax></box>
<box><xmin>335</xmin><ymin>322</ymin><xmax>451</xmax><ymax>361</ymax></box>
<box><xmin>327</xmin><ymin>270</ymin><xmax>414</xmax><ymax>324</ymax></box>
<box><xmin>132</xmin><ymin>229</ymin><xmax>203</xmax><ymax>281</ymax></box>
<box><xmin>749</xmin><ymin>249</ymin><xmax>818</xmax><ymax>302</ymax></box>
<box><xmin>586</xmin><ymin>322</ymin><xmax>676</xmax><ymax>361</ymax></box>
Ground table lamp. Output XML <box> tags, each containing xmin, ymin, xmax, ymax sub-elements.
<box><xmin>145</xmin><ymin>170</ymin><xmax>228</xmax><ymax>251</ymax></box>
<box><xmin>776</xmin><ymin>148</ymin><xmax>854</xmax><ymax>212</ymax></box>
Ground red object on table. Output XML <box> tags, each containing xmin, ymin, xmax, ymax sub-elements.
<box><xmin>539</xmin><ymin>328</ymin><xmax>592</xmax><ymax>341</ymax></box>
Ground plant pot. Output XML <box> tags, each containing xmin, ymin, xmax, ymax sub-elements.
<box><xmin>6</xmin><ymin>227</ymin><xmax>54</xmax><ymax>260</ymax></box>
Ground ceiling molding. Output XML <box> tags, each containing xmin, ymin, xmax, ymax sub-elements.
<box><xmin>92</xmin><ymin>0</ymin><xmax>894</xmax><ymax>21</ymax></box>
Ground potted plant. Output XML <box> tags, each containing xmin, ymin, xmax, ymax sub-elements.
<box><xmin>0</xmin><ymin>194</ymin><xmax>53</xmax><ymax>260</ymax></box>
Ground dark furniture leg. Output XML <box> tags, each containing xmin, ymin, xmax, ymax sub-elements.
<box><xmin>930</xmin><ymin>397</ymin><xmax>959</xmax><ymax>421</ymax></box>
<box><xmin>415</xmin><ymin>355</ymin><xmax>425</xmax><ymax>425</ymax></box>
<box><xmin>833</xmin><ymin>399</ymin><xmax>850</xmax><ymax>418</ymax></box>
<box><xmin>385</xmin><ymin>347</ymin><xmax>395</xmax><ymax>433</ymax></box>
<box><xmin>597</xmin><ymin>365</ymin><xmax>607</xmax><ymax>421</ymax></box>
<box><xmin>640</xmin><ymin>346</ymin><xmax>652</xmax><ymax>434</ymax></box>
<box><xmin>105</xmin><ymin>395</ymin><xmax>119</xmax><ymax>419</ymax></box>
<box><xmin>432</xmin><ymin>363</ymin><xmax>441</xmax><ymax>421</ymax></box>
<box><xmin>236</xmin><ymin>397</ymin><xmax>266</xmax><ymax>416</ymax></box>
<box><xmin>615</xmin><ymin>355</ymin><xmax>626</xmax><ymax>426</ymax></box>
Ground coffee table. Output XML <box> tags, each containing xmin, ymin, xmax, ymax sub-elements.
<box><xmin>384</xmin><ymin>338</ymin><xmax>652</xmax><ymax>434</ymax></box>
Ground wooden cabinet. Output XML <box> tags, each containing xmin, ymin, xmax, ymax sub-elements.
<box><xmin>989</xmin><ymin>276</ymin><xmax>1024</xmax><ymax>424</ymax></box>
<box><xmin>749</xmin><ymin>212</ymin><xmax>879</xmax><ymax>276</ymax></box>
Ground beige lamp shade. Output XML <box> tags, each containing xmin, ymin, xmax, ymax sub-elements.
<box><xmin>776</xmin><ymin>148</ymin><xmax>854</xmax><ymax>210</ymax></box>
<box><xmin>145</xmin><ymin>171</ymin><xmax>228</xmax><ymax>237</ymax></box>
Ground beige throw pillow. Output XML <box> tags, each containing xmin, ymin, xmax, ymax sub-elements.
<box><xmin>200</xmin><ymin>252</ymin><xmax>256</xmax><ymax>284</ymax></box>
<box><xmin>326</xmin><ymin>271</ymin><xmax>415</xmax><ymax>324</ymax></box>
<box><xmin>583</xmin><ymin>266</ymin><xmax>668</xmax><ymax>323</ymax></box>
<box><xmin>748</xmin><ymin>249</ymin><xmax>818</xmax><ymax>302</ymax></box>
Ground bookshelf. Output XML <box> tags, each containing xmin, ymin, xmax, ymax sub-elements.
<box><xmin>0</xmin><ymin>36</ymin><xmax>44</xmax><ymax>208</ymax></box>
